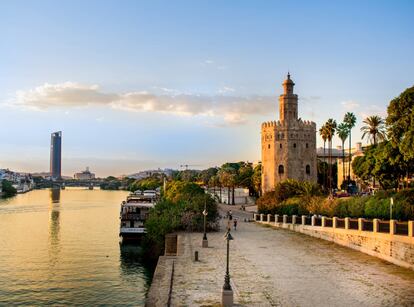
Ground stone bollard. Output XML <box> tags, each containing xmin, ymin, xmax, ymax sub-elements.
<box><xmin>267</xmin><ymin>214</ymin><xmax>272</xmax><ymax>223</ymax></box>
<box><xmin>253</xmin><ymin>213</ymin><xmax>257</xmax><ymax>221</ymax></box>
<box><xmin>283</xmin><ymin>215</ymin><xmax>287</xmax><ymax>224</ymax></box>
<box><xmin>373</xmin><ymin>219</ymin><xmax>379</xmax><ymax>233</ymax></box>
<box><xmin>311</xmin><ymin>216</ymin><xmax>316</xmax><ymax>226</ymax></box>
<box><xmin>409</xmin><ymin>221</ymin><xmax>414</xmax><ymax>237</ymax></box>
<box><xmin>292</xmin><ymin>215</ymin><xmax>297</xmax><ymax>225</ymax></box>
<box><xmin>345</xmin><ymin>217</ymin><xmax>350</xmax><ymax>230</ymax></box>
<box><xmin>333</xmin><ymin>217</ymin><xmax>337</xmax><ymax>229</ymax></box>
<box><xmin>390</xmin><ymin>219</ymin><xmax>396</xmax><ymax>235</ymax></box>
<box><xmin>358</xmin><ymin>218</ymin><xmax>364</xmax><ymax>231</ymax></box>
<box><xmin>275</xmin><ymin>214</ymin><xmax>279</xmax><ymax>224</ymax></box>
<box><xmin>321</xmin><ymin>216</ymin><xmax>326</xmax><ymax>227</ymax></box>
<box><xmin>302</xmin><ymin>215</ymin><xmax>306</xmax><ymax>225</ymax></box>
<box><xmin>194</xmin><ymin>251</ymin><xmax>199</xmax><ymax>261</ymax></box>
<box><xmin>260</xmin><ymin>214</ymin><xmax>264</xmax><ymax>222</ymax></box>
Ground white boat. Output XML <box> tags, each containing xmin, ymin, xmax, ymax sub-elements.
<box><xmin>119</xmin><ymin>190</ymin><xmax>158</xmax><ymax>242</ymax></box>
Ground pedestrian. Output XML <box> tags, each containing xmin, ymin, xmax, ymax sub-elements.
<box><xmin>233</xmin><ymin>219</ymin><xmax>238</xmax><ymax>230</ymax></box>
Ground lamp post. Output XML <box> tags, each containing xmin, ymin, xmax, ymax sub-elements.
<box><xmin>222</xmin><ymin>230</ymin><xmax>233</xmax><ymax>306</ymax></box>
<box><xmin>202</xmin><ymin>200</ymin><xmax>208</xmax><ymax>248</ymax></box>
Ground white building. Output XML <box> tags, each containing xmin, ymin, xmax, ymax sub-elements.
<box><xmin>74</xmin><ymin>167</ymin><xmax>96</xmax><ymax>180</ymax></box>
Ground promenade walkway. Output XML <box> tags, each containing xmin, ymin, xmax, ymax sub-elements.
<box><xmin>170</xmin><ymin>204</ymin><xmax>414</xmax><ymax>306</ymax></box>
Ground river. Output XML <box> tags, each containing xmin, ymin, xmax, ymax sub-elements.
<box><xmin>0</xmin><ymin>188</ymin><xmax>153</xmax><ymax>306</ymax></box>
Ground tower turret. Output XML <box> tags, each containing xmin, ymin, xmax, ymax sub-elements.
<box><xmin>279</xmin><ymin>73</ymin><xmax>298</xmax><ymax>122</ymax></box>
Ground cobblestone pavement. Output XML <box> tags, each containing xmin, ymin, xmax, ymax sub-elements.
<box><xmin>171</xmin><ymin>205</ymin><xmax>414</xmax><ymax>306</ymax></box>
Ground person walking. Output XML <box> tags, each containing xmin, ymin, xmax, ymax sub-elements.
<box><xmin>233</xmin><ymin>219</ymin><xmax>238</xmax><ymax>231</ymax></box>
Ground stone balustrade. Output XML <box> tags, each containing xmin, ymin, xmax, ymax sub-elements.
<box><xmin>254</xmin><ymin>213</ymin><xmax>414</xmax><ymax>270</ymax></box>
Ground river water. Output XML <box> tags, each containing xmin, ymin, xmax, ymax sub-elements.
<box><xmin>0</xmin><ymin>188</ymin><xmax>153</xmax><ymax>306</ymax></box>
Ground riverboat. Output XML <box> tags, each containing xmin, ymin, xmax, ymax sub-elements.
<box><xmin>119</xmin><ymin>190</ymin><xmax>158</xmax><ymax>242</ymax></box>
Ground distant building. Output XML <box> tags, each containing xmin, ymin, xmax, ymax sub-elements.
<box><xmin>261</xmin><ymin>74</ymin><xmax>317</xmax><ymax>193</ymax></box>
<box><xmin>127</xmin><ymin>168</ymin><xmax>174</xmax><ymax>180</ymax></box>
<box><xmin>74</xmin><ymin>167</ymin><xmax>96</xmax><ymax>180</ymax></box>
<box><xmin>337</xmin><ymin>142</ymin><xmax>365</xmax><ymax>187</ymax></box>
<box><xmin>50</xmin><ymin>131</ymin><xmax>62</xmax><ymax>180</ymax></box>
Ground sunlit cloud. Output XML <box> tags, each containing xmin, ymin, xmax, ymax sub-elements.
<box><xmin>11</xmin><ymin>82</ymin><xmax>275</xmax><ymax>125</ymax></box>
<box><xmin>341</xmin><ymin>100</ymin><xmax>360</xmax><ymax>110</ymax></box>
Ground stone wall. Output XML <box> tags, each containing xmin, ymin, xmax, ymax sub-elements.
<box><xmin>254</xmin><ymin>214</ymin><xmax>414</xmax><ymax>270</ymax></box>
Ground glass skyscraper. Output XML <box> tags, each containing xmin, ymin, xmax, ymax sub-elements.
<box><xmin>50</xmin><ymin>131</ymin><xmax>62</xmax><ymax>180</ymax></box>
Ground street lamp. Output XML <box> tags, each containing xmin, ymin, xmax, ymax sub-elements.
<box><xmin>222</xmin><ymin>229</ymin><xmax>234</xmax><ymax>306</ymax></box>
<box><xmin>202</xmin><ymin>200</ymin><xmax>208</xmax><ymax>248</ymax></box>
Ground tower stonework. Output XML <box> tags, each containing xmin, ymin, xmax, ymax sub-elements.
<box><xmin>261</xmin><ymin>74</ymin><xmax>317</xmax><ymax>193</ymax></box>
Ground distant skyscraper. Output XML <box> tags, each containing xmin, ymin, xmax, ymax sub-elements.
<box><xmin>50</xmin><ymin>131</ymin><xmax>62</xmax><ymax>180</ymax></box>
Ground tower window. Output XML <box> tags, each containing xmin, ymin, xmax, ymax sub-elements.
<box><xmin>306</xmin><ymin>143</ymin><xmax>309</xmax><ymax>148</ymax></box>
<box><xmin>278</xmin><ymin>165</ymin><xmax>284</xmax><ymax>174</ymax></box>
<box><xmin>268</xmin><ymin>144</ymin><xmax>270</xmax><ymax>149</ymax></box>
<box><xmin>306</xmin><ymin>165</ymin><xmax>310</xmax><ymax>175</ymax></box>
<box><xmin>279</xmin><ymin>143</ymin><xmax>282</xmax><ymax>149</ymax></box>
<box><xmin>293</xmin><ymin>143</ymin><xmax>296</xmax><ymax>148</ymax></box>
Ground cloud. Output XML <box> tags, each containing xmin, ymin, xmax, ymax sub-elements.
<box><xmin>341</xmin><ymin>100</ymin><xmax>360</xmax><ymax>110</ymax></box>
<box><xmin>12</xmin><ymin>82</ymin><xmax>275</xmax><ymax>125</ymax></box>
<box><xmin>218</xmin><ymin>86</ymin><xmax>235</xmax><ymax>94</ymax></box>
<box><xmin>359</xmin><ymin>104</ymin><xmax>387</xmax><ymax>119</ymax></box>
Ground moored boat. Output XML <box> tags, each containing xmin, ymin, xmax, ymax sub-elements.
<box><xmin>119</xmin><ymin>190</ymin><xmax>158</xmax><ymax>243</ymax></box>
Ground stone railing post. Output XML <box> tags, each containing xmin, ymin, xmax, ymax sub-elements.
<box><xmin>409</xmin><ymin>221</ymin><xmax>414</xmax><ymax>237</ymax></box>
<box><xmin>321</xmin><ymin>216</ymin><xmax>326</xmax><ymax>227</ymax></box>
<box><xmin>267</xmin><ymin>214</ymin><xmax>271</xmax><ymax>223</ymax></box>
<box><xmin>260</xmin><ymin>214</ymin><xmax>264</xmax><ymax>222</ymax></box>
<box><xmin>292</xmin><ymin>215</ymin><xmax>297</xmax><ymax>225</ymax></box>
<box><xmin>333</xmin><ymin>217</ymin><xmax>337</xmax><ymax>229</ymax></box>
<box><xmin>373</xmin><ymin>219</ymin><xmax>379</xmax><ymax>233</ymax></box>
<box><xmin>311</xmin><ymin>216</ymin><xmax>315</xmax><ymax>226</ymax></box>
<box><xmin>283</xmin><ymin>215</ymin><xmax>287</xmax><ymax>224</ymax></box>
<box><xmin>253</xmin><ymin>213</ymin><xmax>257</xmax><ymax>221</ymax></box>
<box><xmin>301</xmin><ymin>215</ymin><xmax>306</xmax><ymax>225</ymax></box>
<box><xmin>358</xmin><ymin>218</ymin><xmax>363</xmax><ymax>231</ymax></box>
<box><xmin>275</xmin><ymin>214</ymin><xmax>279</xmax><ymax>224</ymax></box>
<box><xmin>390</xmin><ymin>219</ymin><xmax>396</xmax><ymax>235</ymax></box>
<box><xmin>345</xmin><ymin>217</ymin><xmax>350</xmax><ymax>230</ymax></box>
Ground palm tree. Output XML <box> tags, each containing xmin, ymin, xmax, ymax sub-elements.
<box><xmin>319</xmin><ymin>125</ymin><xmax>328</xmax><ymax>190</ymax></box>
<box><xmin>343</xmin><ymin>112</ymin><xmax>357</xmax><ymax>186</ymax></box>
<box><xmin>361</xmin><ymin>115</ymin><xmax>386</xmax><ymax>145</ymax></box>
<box><xmin>325</xmin><ymin>119</ymin><xmax>337</xmax><ymax>194</ymax></box>
<box><xmin>336</xmin><ymin>123</ymin><xmax>349</xmax><ymax>185</ymax></box>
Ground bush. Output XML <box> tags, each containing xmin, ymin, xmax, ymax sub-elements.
<box><xmin>258</xmin><ymin>185</ymin><xmax>414</xmax><ymax>221</ymax></box>
<box><xmin>1</xmin><ymin>180</ymin><xmax>17</xmax><ymax>198</ymax></box>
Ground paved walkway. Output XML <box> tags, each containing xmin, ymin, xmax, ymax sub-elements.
<box><xmin>170</xmin><ymin>205</ymin><xmax>414</xmax><ymax>306</ymax></box>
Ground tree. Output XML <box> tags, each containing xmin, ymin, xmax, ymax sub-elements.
<box><xmin>319</xmin><ymin>125</ymin><xmax>328</xmax><ymax>190</ymax></box>
<box><xmin>1</xmin><ymin>180</ymin><xmax>17</xmax><ymax>198</ymax></box>
<box><xmin>387</xmin><ymin>86</ymin><xmax>414</xmax><ymax>161</ymax></box>
<box><xmin>361</xmin><ymin>115</ymin><xmax>387</xmax><ymax>145</ymax></box>
<box><xmin>218</xmin><ymin>165</ymin><xmax>237</xmax><ymax>205</ymax></box>
<box><xmin>325</xmin><ymin>119</ymin><xmax>337</xmax><ymax>193</ymax></box>
<box><xmin>336</xmin><ymin>123</ymin><xmax>349</xmax><ymax>184</ymax></box>
<box><xmin>344</xmin><ymin>112</ymin><xmax>357</xmax><ymax>185</ymax></box>
<box><xmin>251</xmin><ymin>164</ymin><xmax>262</xmax><ymax>197</ymax></box>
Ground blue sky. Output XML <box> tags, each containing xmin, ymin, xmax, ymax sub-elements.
<box><xmin>1</xmin><ymin>0</ymin><xmax>413</xmax><ymax>176</ymax></box>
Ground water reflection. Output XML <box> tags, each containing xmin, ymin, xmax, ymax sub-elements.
<box><xmin>49</xmin><ymin>189</ymin><xmax>61</xmax><ymax>266</ymax></box>
<box><xmin>119</xmin><ymin>244</ymin><xmax>153</xmax><ymax>287</ymax></box>
<box><xmin>50</xmin><ymin>188</ymin><xmax>61</xmax><ymax>203</ymax></box>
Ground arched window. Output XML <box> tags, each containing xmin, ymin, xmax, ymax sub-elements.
<box><xmin>279</xmin><ymin>143</ymin><xmax>282</xmax><ymax>149</ymax></box>
<box><xmin>306</xmin><ymin>165</ymin><xmax>310</xmax><ymax>175</ymax></box>
<box><xmin>278</xmin><ymin>165</ymin><xmax>284</xmax><ymax>174</ymax></box>
<box><xmin>293</xmin><ymin>143</ymin><xmax>296</xmax><ymax>148</ymax></box>
<box><xmin>268</xmin><ymin>144</ymin><xmax>270</xmax><ymax>149</ymax></box>
<box><xmin>306</xmin><ymin>143</ymin><xmax>309</xmax><ymax>148</ymax></box>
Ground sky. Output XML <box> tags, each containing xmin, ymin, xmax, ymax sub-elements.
<box><xmin>1</xmin><ymin>0</ymin><xmax>413</xmax><ymax>177</ymax></box>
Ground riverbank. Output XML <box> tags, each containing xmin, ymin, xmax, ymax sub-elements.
<box><xmin>146</xmin><ymin>205</ymin><xmax>414</xmax><ymax>306</ymax></box>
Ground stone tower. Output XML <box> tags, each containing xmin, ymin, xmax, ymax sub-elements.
<box><xmin>261</xmin><ymin>74</ymin><xmax>317</xmax><ymax>193</ymax></box>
